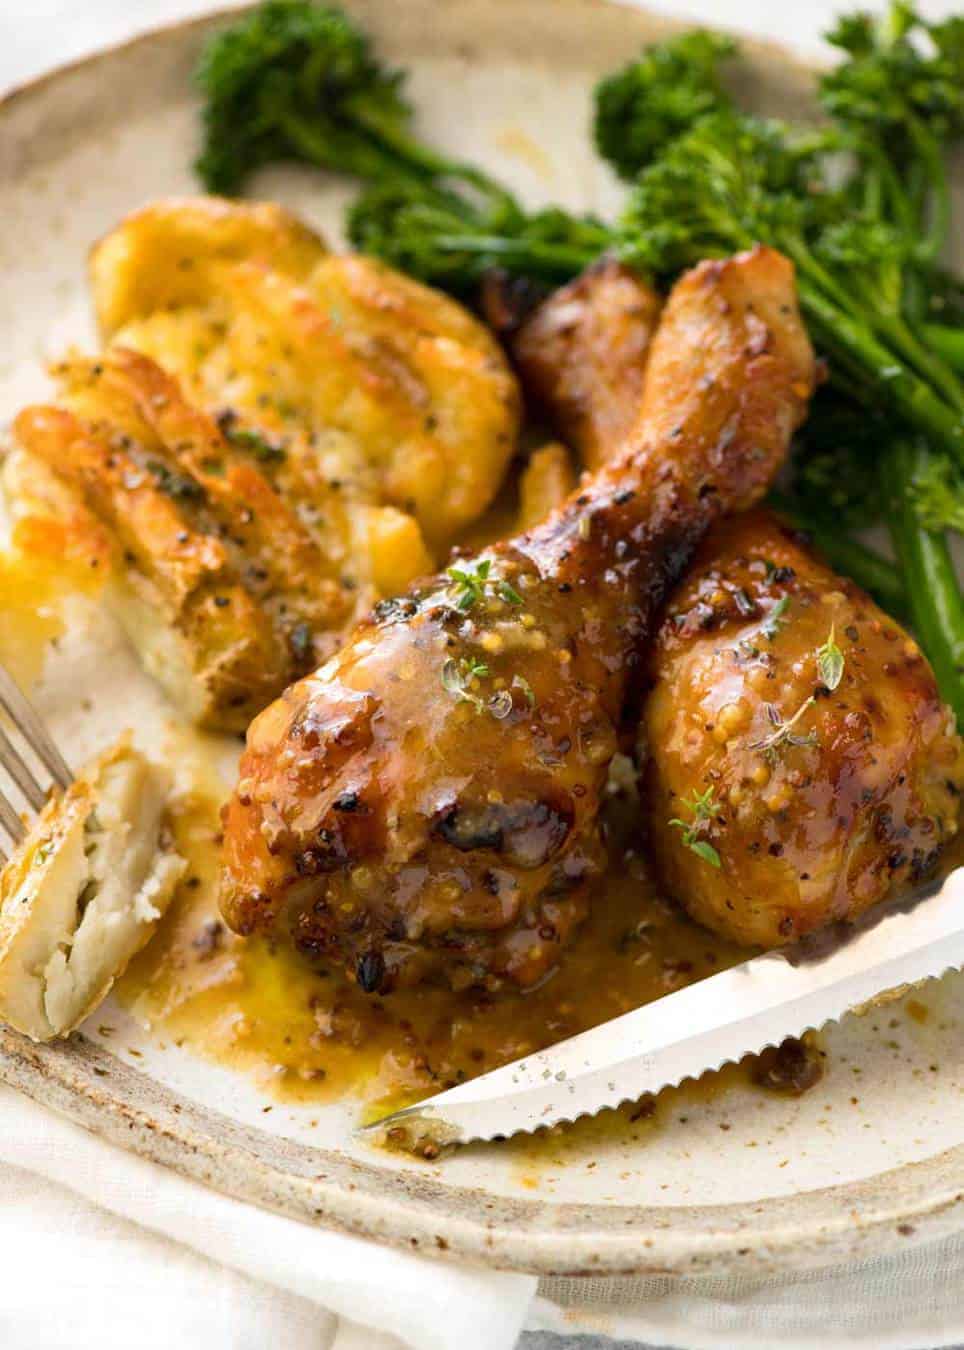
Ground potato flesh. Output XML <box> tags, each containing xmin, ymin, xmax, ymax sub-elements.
<box><xmin>0</xmin><ymin>740</ymin><xmax>185</xmax><ymax>1041</ymax></box>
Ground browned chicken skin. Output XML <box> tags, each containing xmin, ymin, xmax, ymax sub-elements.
<box><xmin>219</xmin><ymin>247</ymin><xmax>816</xmax><ymax>992</ymax></box>
<box><xmin>642</xmin><ymin>511</ymin><xmax>964</xmax><ymax>947</ymax></box>
<box><xmin>487</xmin><ymin>260</ymin><xmax>662</xmax><ymax>471</ymax></box>
<box><xmin>501</xmin><ymin>259</ymin><xmax>964</xmax><ymax>950</ymax></box>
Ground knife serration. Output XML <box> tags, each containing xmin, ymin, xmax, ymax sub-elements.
<box><xmin>363</xmin><ymin>867</ymin><xmax>964</xmax><ymax>1148</ymax></box>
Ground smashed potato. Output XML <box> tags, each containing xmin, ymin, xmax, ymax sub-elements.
<box><xmin>13</xmin><ymin>348</ymin><xmax>351</xmax><ymax>731</ymax></box>
<box><xmin>516</xmin><ymin>442</ymin><xmax>576</xmax><ymax>530</ymax></box>
<box><xmin>90</xmin><ymin>197</ymin><xmax>327</xmax><ymax>334</ymax></box>
<box><xmin>93</xmin><ymin>197</ymin><xmax>520</xmax><ymax>552</ymax></box>
<box><xmin>6</xmin><ymin>198</ymin><xmax>521</xmax><ymax>730</ymax></box>
<box><xmin>0</xmin><ymin>736</ymin><xmax>185</xmax><ymax>1041</ymax></box>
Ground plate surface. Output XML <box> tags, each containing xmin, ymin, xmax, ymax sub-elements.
<box><xmin>2</xmin><ymin>0</ymin><xmax>964</xmax><ymax>1280</ymax></box>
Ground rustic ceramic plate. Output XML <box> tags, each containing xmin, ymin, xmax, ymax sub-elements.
<box><xmin>2</xmin><ymin>0</ymin><xmax>964</xmax><ymax>1281</ymax></box>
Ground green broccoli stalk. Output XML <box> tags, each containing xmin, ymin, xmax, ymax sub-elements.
<box><xmin>821</xmin><ymin>6</ymin><xmax>964</xmax><ymax>273</ymax></box>
<box><xmin>617</xmin><ymin>112</ymin><xmax>964</xmax><ymax>471</ymax></box>
<box><xmin>883</xmin><ymin>442</ymin><xmax>964</xmax><ymax>726</ymax></box>
<box><xmin>346</xmin><ymin>185</ymin><xmax>610</xmax><ymax>293</ymax></box>
<box><xmin>921</xmin><ymin>271</ymin><xmax>964</xmax><ymax>376</ymax></box>
<box><xmin>195</xmin><ymin>0</ymin><xmax>510</xmax><ymax>208</ymax></box>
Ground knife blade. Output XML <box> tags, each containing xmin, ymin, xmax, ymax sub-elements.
<box><xmin>362</xmin><ymin>866</ymin><xmax>964</xmax><ymax>1148</ymax></box>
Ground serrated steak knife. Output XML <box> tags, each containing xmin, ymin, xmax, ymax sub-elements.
<box><xmin>364</xmin><ymin>867</ymin><xmax>964</xmax><ymax>1147</ymax></box>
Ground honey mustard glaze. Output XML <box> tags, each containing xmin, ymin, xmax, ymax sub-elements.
<box><xmin>0</xmin><ymin>516</ymin><xmax>923</xmax><ymax>1132</ymax></box>
<box><xmin>118</xmin><ymin>762</ymin><xmax>753</xmax><ymax>1118</ymax></box>
<box><xmin>0</xmin><ymin>517</ymin><xmax>107</xmax><ymax>686</ymax></box>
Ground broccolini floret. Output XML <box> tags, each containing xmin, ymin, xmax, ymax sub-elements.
<box><xmin>194</xmin><ymin>0</ymin><xmax>964</xmax><ymax>719</ymax></box>
<box><xmin>592</xmin><ymin>30</ymin><xmax>736</xmax><ymax>181</ymax></box>
<box><xmin>195</xmin><ymin>0</ymin><xmax>509</xmax><ymax>207</ymax></box>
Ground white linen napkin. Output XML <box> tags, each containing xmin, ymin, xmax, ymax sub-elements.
<box><xmin>8</xmin><ymin>1076</ymin><xmax>964</xmax><ymax>1350</ymax></box>
<box><xmin>0</xmin><ymin>1084</ymin><xmax>536</xmax><ymax>1350</ymax></box>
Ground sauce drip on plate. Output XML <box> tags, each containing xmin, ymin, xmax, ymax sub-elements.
<box><xmin>117</xmin><ymin>763</ymin><xmax>749</xmax><ymax>1118</ymax></box>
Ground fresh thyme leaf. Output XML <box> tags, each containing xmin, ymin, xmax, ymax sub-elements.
<box><xmin>447</xmin><ymin>560</ymin><xmax>525</xmax><ymax>612</ymax></box>
<box><xmin>687</xmin><ymin>838</ymin><xmax>722</xmax><ymax>868</ymax></box>
<box><xmin>440</xmin><ymin>658</ymin><xmax>462</xmax><ymax>698</ymax></box>
<box><xmin>447</xmin><ymin>560</ymin><xmax>491</xmax><ymax>612</ymax></box>
<box><xmin>488</xmin><ymin>689</ymin><xmax>514</xmax><ymax>719</ymax></box>
<box><xmin>668</xmin><ymin>785</ymin><xmax>723</xmax><ymax>867</ymax></box>
<box><xmin>497</xmin><ymin>579</ymin><xmax>524</xmax><ymax>606</ymax></box>
<box><xmin>762</xmin><ymin>594</ymin><xmax>790</xmax><ymax>640</ymax></box>
<box><xmin>750</xmin><ymin>696</ymin><xmax>818</xmax><ymax>759</ymax></box>
<box><xmin>441</xmin><ymin>655</ymin><xmax>489</xmax><ymax>708</ymax></box>
<box><xmin>816</xmin><ymin>624</ymin><xmax>845</xmax><ymax>690</ymax></box>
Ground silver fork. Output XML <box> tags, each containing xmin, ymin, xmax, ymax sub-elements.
<box><xmin>0</xmin><ymin>664</ymin><xmax>71</xmax><ymax>860</ymax></box>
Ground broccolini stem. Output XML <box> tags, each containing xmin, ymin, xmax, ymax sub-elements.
<box><xmin>923</xmin><ymin>324</ymin><xmax>964</xmax><ymax>377</ymax></box>
<box><xmin>883</xmin><ymin>441</ymin><xmax>964</xmax><ymax>724</ymax></box>
<box><xmin>880</xmin><ymin>310</ymin><xmax>964</xmax><ymax>413</ymax></box>
<box><xmin>278</xmin><ymin>112</ymin><xmax>425</xmax><ymax>186</ymax></box>
<box><xmin>431</xmin><ymin>232</ymin><xmax>603</xmax><ymax>279</ymax></box>
<box><xmin>907</xmin><ymin>119</ymin><xmax>952</xmax><ymax>262</ymax></box>
<box><xmin>351</xmin><ymin>105</ymin><xmax>515</xmax><ymax>207</ymax></box>
<box><xmin>862</xmin><ymin>143</ymin><xmax>915</xmax><ymax>237</ymax></box>
<box><xmin>795</xmin><ymin>278</ymin><xmax>964</xmax><ymax>468</ymax></box>
<box><xmin>792</xmin><ymin>245</ymin><xmax>964</xmax><ymax>419</ymax></box>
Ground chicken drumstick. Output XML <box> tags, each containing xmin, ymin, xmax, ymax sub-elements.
<box><xmin>502</xmin><ymin>259</ymin><xmax>964</xmax><ymax>951</ymax></box>
<box><xmin>219</xmin><ymin>247</ymin><xmax>816</xmax><ymax>992</ymax></box>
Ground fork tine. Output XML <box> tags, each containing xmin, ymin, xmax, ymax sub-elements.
<box><xmin>0</xmin><ymin>783</ymin><xmax>25</xmax><ymax>846</ymax></box>
<box><xmin>0</xmin><ymin>665</ymin><xmax>71</xmax><ymax>790</ymax></box>
<box><xmin>0</xmin><ymin>721</ymin><xmax>48</xmax><ymax>812</ymax></box>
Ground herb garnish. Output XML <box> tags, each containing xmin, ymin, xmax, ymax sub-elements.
<box><xmin>496</xmin><ymin>579</ymin><xmax>524</xmax><ymax>606</ymax></box>
<box><xmin>441</xmin><ymin>655</ymin><xmax>489</xmax><ymax>708</ymax></box>
<box><xmin>223</xmin><ymin>424</ymin><xmax>287</xmax><ymax>464</ymax></box>
<box><xmin>446</xmin><ymin>559</ymin><xmax>524</xmax><ymax>613</ymax></box>
<box><xmin>816</xmin><ymin>625</ymin><xmax>845</xmax><ymax>690</ymax></box>
<box><xmin>751</xmin><ymin>698</ymin><xmax>818</xmax><ymax>760</ymax></box>
<box><xmin>762</xmin><ymin>595</ymin><xmax>790</xmax><ymax>640</ymax></box>
<box><xmin>488</xmin><ymin>689</ymin><xmax>514</xmax><ymax>720</ymax></box>
<box><xmin>447</xmin><ymin>560</ymin><xmax>491</xmax><ymax>612</ymax></box>
<box><xmin>146</xmin><ymin>460</ymin><xmax>206</xmax><ymax>502</ymax></box>
<box><xmin>668</xmin><ymin>786</ymin><xmax>722</xmax><ymax>868</ymax></box>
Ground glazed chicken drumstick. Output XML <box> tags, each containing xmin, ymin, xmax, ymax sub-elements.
<box><xmin>643</xmin><ymin>510</ymin><xmax>964</xmax><ymax>947</ymax></box>
<box><xmin>483</xmin><ymin>258</ymin><xmax>663</xmax><ymax>471</ymax></box>
<box><xmin>501</xmin><ymin>261</ymin><xmax>964</xmax><ymax>952</ymax></box>
<box><xmin>219</xmin><ymin>247</ymin><xmax>816</xmax><ymax>993</ymax></box>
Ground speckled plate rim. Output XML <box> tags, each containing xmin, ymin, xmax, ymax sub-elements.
<box><xmin>1</xmin><ymin>0</ymin><xmax>962</xmax><ymax>1280</ymax></box>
